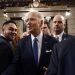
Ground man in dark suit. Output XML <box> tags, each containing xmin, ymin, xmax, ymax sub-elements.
<box><xmin>50</xmin><ymin>14</ymin><xmax>73</xmax><ymax>42</ymax></box>
<box><xmin>46</xmin><ymin>37</ymin><xmax>75</xmax><ymax>75</ymax></box>
<box><xmin>2</xmin><ymin>11</ymin><xmax>57</xmax><ymax>75</ymax></box>
<box><xmin>0</xmin><ymin>20</ymin><xmax>17</xmax><ymax>74</ymax></box>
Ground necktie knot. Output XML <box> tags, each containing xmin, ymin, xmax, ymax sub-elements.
<box><xmin>55</xmin><ymin>36</ymin><xmax>59</xmax><ymax>41</ymax></box>
<box><xmin>34</xmin><ymin>38</ymin><xmax>38</xmax><ymax>43</ymax></box>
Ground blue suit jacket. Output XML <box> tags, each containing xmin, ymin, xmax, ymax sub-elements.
<box><xmin>62</xmin><ymin>33</ymin><xmax>74</xmax><ymax>41</ymax></box>
<box><xmin>51</xmin><ymin>33</ymin><xmax>74</xmax><ymax>42</ymax></box>
<box><xmin>46</xmin><ymin>37</ymin><xmax>75</xmax><ymax>75</ymax></box>
<box><xmin>2</xmin><ymin>34</ymin><xmax>57</xmax><ymax>75</ymax></box>
<box><xmin>0</xmin><ymin>36</ymin><xmax>13</xmax><ymax>74</ymax></box>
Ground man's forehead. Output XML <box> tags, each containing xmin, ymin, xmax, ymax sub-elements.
<box><xmin>53</xmin><ymin>16</ymin><xmax>65</xmax><ymax>24</ymax></box>
<box><xmin>27</xmin><ymin>11</ymin><xmax>42</xmax><ymax>18</ymax></box>
<box><xmin>27</xmin><ymin>15</ymin><xmax>37</xmax><ymax>19</ymax></box>
<box><xmin>28</xmin><ymin>13</ymin><xmax>38</xmax><ymax>18</ymax></box>
<box><xmin>53</xmin><ymin>15</ymin><xmax>65</xmax><ymax>21</ymax></box>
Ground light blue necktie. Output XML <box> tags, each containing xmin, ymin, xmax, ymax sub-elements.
<box><xmin>33</xmin><ymin>38</ymin><xmax>38</xmax><ymax>65</ymax></box>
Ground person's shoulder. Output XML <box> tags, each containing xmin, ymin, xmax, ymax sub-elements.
<box><xmin>56</xmin><ymin>37</ymin><xmax>75</xmax><ymax>48</ymax></box>
<box><xmin>0</xmin><ymin>36</ymin><xmax>10</xmax><ymax>47</ymax></box>
<box><xmin>44</xmin><ymin>34</ymin><xmax>55</xmax><ymax>39</ymax></box>
<box><xmin>18</xmin><ymin>35</ymin><xmax>31</xmax><ymax>43</ymax></box>
<box><xmin>44</xmin><ymin>34</ymin><xmax>58</xmax><ymax>42</ymax></box>
<box><xmin>64</xmin><ymin>33</ymin><xmax>75</xmax><ymax>38</ymax></box>
<box><xmin>0</xmin><ymin>36</ymin><xmax>7</xmax><ymax>42</ymax></box>
<box><xmin>54</xmin><ymin>37</ymin><xmax>75</xmax><ymax>58</ymax></box>
<box><xmin>43</xmin><ymin>34</ymin><xmax>58</xmax><ymax>45</ymax></box>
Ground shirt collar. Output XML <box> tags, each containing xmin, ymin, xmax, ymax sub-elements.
<box><xmin>31</xmin><ymin>31</ymin><xmax>43</xmax><ymax>43</ymax></box>
<box><xmin>53</xmin><ymin>31</ymin><xmax>64</xmax><ymax>38</ymax></box>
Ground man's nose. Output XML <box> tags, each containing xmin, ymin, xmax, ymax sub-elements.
<box><xmin>55</xmin><ymin>22</ymin><xmax>59</xmax><ymax>26</ymax></box>
<box><xmin>27</xmin><ymin>19</ymin><xmax>31</xmax><ymax>24</ymax></box>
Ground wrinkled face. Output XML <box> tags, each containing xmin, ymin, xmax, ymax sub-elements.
<box><xmin>26</xmin><ymin>12</ymin><xmax>42</xmax><ymax>36</ymax></box>
<box><xmin>3</xmin><ymin>23</ymin><xmax>17</xmax><ymax>41</ymax></box>
<box><xmin>52</xmin><ymin>15</ymin><xmax>65</xmax><ymax>34</ymax></box>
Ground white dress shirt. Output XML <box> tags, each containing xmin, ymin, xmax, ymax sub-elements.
<box><xmin>31</xmin><ymin>31</ymin><xmax>43</xmax><ymax>63</ymax></box>
<box><xmin>53</xmin><ymin>31</ymin><xmax>64</xmax><ymax>42</ymax></box>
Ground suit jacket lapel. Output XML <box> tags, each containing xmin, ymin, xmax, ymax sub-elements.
<box><xmin>62</xmin><ymin>33</ymin><xmax>67</xmax><ymax>40</ymax></box>
<box><xmin>23</xmin><ymin>35</ymin><xmax>34</xmax><ymax>61</ymax></box>
<box><xmin>26</xmin><ymin>35</ymin><xmax>37</xmax><ymax>65</ymax></box>
<box><xmin>39</xmin><ymin>34</ymin><xmax>47</xmax><ymax>63</ymax></box>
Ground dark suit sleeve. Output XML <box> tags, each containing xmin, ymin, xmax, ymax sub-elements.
<box><xmin>1</xmin><ymin>42</ymin><xmax>21</xmax><ymax>75</ymax></box>
<box><xmin>0</xmin><ymin>42</ymin><xmax>13</xmax><ymax>74</ymax></box>
<box><xmin>46</xmin><ymin>44</ymin><xmax>59</xmax><ymax>75</ymax></box>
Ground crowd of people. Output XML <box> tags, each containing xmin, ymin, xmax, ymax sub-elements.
<box><xmin>0</xmin><ymin>10</ymin><xmax>75</xmax><ymax>75</ymax></box>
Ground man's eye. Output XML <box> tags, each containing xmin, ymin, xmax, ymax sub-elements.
<box><xmin>53</xmin><ymin>21</ymin><xmax>56</xmax><ymax>23</ymax></box>
<box><xmin>9</xmin><ymin>28</ymin><xmax>17</xmax><ymax>31</ymax></box>
<box><xmin>58</xmin><ymin>21</ymin><xmax>62</xmax><ymax>23</ymax></box>
<box><xmin>25</xmin><ymin>19</ymin><xmax>28</xmax><ymax>22</ymax></box>
<box><xmin>43</xmin><ymin>27</ymin><xmax>47</xmax><ymax>29</ymax></box>
<box><xmin>53</xmin><ymin>21</ymin><xmax>62</xmax><ymax>23</ymax></box>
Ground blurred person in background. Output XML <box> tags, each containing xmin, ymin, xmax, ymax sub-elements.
<box><xmin>12</xmin><ymin>25</ymin><xmax>20</xmax><ymax>49</ymax></box>
<box><xmin>21</xmin><ymin>27</ymin><xmax>30</xmax><ymax>38</ymax></box>
<box><xmin>41</xmin><ymin>20</ymin><xmax>51</xmax><ymax>36</ymax></box>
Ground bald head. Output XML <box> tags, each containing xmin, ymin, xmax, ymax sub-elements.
<box><xmin>53</xmin><ymin>14</ymin><xmax>65</xmax><ymax>24</ymax></box>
